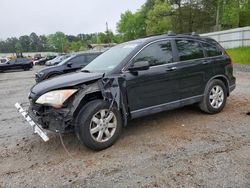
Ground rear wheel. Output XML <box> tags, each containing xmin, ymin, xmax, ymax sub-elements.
<box><xmin>23</xmin><ymin>67</ymin><xmax>30</xmax><ymax>71</ymax></box>
<box><xmin>75</xmin><ymin>100</ymin><xmax>122</xmax><ymax>150</ymax></box>
<box><xmin>199</xmin><ymin>79</ymin><xmax>227</xmax><ymax>114</ymax></box>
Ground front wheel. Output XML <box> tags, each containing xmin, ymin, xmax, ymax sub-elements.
<box><xmin>199</xmin><ymin>79</ymin><xmax>227</xmax><ymax>114</ymax></box>
<box><xmin>75</xmin><ymin>100</ymin><xmax>122</xmax><ymax>150</ymax></box>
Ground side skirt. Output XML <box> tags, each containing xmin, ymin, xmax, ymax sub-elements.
<box><xmin>130</xmin><ymin>95</ymin><xmax>204</xmax><ymax>119</ymax></box>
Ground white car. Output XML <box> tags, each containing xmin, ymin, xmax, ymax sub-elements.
<box><xmin>0</xmin><ymin>57</ymin><xmax>9</xmax><ymax>64</ymax></box>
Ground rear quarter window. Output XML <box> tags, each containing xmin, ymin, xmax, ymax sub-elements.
<box><xmin>202</xmin><ymin>43</ymin><xmax>223</xmax><ymax>57</ymax></box>
<box><xmin>176</xmin><ymin>39</ymin><xmax>204</xmax><ymax>61</ymax></box>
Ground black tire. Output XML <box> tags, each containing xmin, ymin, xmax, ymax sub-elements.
<box><xmin>75</xmin><ymin>99</ymin><xmax>122</xmax><ymax>150</ymax></box>
<box><xmin>199</xmin><ymin>79</ymin><xmax>227</xmax><ymax>114</ymax></box>
<box><xmin>24</xmin><ymin>67</ymin><xmax>30</xmax><ymax>71</ymax></box>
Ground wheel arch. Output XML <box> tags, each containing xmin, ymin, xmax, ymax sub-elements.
<box><xmin>47</xmin><ymin>71</ymin><xmax>62</xmax><ymax>79</ymax></box>
<box><xmin>73</xmin><ymin>91</ymin><xmax>103</xmax><ymax>118</ymax></box>
<box><xmin>206</xmin><ymin>75</ymin><xmax>230</xmax><ymax>96</ymax></box>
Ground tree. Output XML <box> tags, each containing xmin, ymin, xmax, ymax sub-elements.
<box><xmin>146</xmin><ymin>0</ymin><xmax>172</xmax><ymax>35</ymax></box>
<box><xmin>48</xmin><ymin>32</ymin><xmax>68</xmax><ymax>52</ymax></box>
<box><xmin>117</xmin><ymin>10</ymin><xmax>146</xmax><ymax>41</ymax></box>
<box><xmin>19</xmin><ymin>35</ymin><xmax>31</xmax><ymax>52</ymax></box>
<box><xmin>15</xmin><ymin>42</ymin><xmax>23</xmax><ymax>53</ymax></box>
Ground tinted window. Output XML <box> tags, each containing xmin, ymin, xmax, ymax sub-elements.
<box><xmin>133</xmin><ymin>41</ymin><xmax>173</xmax><ymax>67</ymax></box>
<box><xmin>86</xmin><ymin>54</ymin><xmax>98</xmax><ymax>62</ymax></box>
<box><xmin>176</xmin><ymin>40</ymin><xmax>204</xmax><ymax>61</ymax></box>
<box><xmin>202</xmin><ymin>43</ymin><xmax>222</xmax><ymax>57</ymax></box>
<box><xmin>71</xmin><ymin>55</ymin><xmax>85</xmax><ymax>65</ymax></box>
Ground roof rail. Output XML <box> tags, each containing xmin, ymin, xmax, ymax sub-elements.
<box><xmin>167</xmin><ymin>31</ymin><xmax>176</xmax><ymax>36</ymax></box>
<box><xmin>191</xmin><ymin>32</ymin><xmax>200</xmax><ymax>37</ymax></box>
<box><xmin>180</xmin><ymin>32</ymin><xmax>200</xmax><ymax>37</ymax></box>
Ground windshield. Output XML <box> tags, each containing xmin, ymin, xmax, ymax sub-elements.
<box><xmin>82</xmin><ymin>43</ymin><xmax>139</xmax><ymax>73</ymax></box>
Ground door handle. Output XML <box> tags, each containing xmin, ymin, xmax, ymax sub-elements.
<box><xmin>202</xmin><ymin>60</ymin><xmax>211</xmax><ymax>65</ymax></box>
<box><xmin>166</xmin><ymin>66</ymin><xmax>177</xmax><ymax>71</ymax></box>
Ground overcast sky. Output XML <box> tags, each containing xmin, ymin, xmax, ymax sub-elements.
<box><xmin>0</xmin><ymin>0</ymin><xmax>145</xmax><ymax>39</ymax></box>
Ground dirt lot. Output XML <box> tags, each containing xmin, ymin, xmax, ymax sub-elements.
<box><xmin>0</xmin><ymin>66</ymin><xmax>249</xmax><ymax>188</ymax></box>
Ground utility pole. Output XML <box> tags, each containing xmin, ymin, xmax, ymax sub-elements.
<box><xmin>106</xmin><ymin>22</ymin><xmax>111</xmax><ymax>46</ymax></box>
<box><xmin>215</xmin><ymin>0</ymin><xmax>220</xmax><ymax>31</ymax></box>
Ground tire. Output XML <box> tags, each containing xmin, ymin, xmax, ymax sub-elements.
<box><xmin>24</xmin><ymin>67</ymin><xmax>30</xmax><ymax>71</ymax></box>
<box><xmin>75</xmin><ymin>99</ymin><xmax>122</xmax><ymax>150</ymax></box>
<box><xmin>199</xmin><ymin>79</ymin><xmax>227</xmax><ymax>114</ymax></box>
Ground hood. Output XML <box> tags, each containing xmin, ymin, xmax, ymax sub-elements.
<box><xmin>38</xmin><ymin>65</ymin><xmax>59</xmax><ymax>74</ymax></box>
<box><xmin>30</xmin><ymin>71</ymin><xmax>103</xmax><ymax>99</ymax></box>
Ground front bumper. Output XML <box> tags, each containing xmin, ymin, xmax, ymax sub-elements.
<box><xmin>15</xmin><ymin>103</ymin><xmax>49</xmax><ymax>142</ymax></box>
<box><xmin>28</xmin><ymin>101</ymin><xmax>74</xmax><ymax>133</ymax></box>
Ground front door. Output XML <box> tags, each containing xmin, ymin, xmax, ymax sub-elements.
<box><xmin>124</xmin><ymin>40</ymin><xmax>181</xmax><ymax>118</ymax></box>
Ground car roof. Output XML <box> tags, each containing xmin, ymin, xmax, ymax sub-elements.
<box><xmin>124</xmin><ymin>33</ymin><xmax>217</xmax><ymax>46</ymax></box>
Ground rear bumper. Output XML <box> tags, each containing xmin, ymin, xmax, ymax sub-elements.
<box><xmin>229</xmin><ymin>76</ymin><xmax>236</xmax><ymax>93</ymax></box>
<box><xmin>229</xmin><ymin>84</ymin><xmax>236</xmax><ymax>93</ymax></box>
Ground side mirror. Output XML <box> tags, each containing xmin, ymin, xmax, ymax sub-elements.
<box><xmin>67</xmin><ymin>62</ymin><xmax>72</xmax><ymax>67</ymax></box>
<box><xmin>128</xmin><ymin>61</ymin><xmax>150</xmax><ymax>72</ymax></box>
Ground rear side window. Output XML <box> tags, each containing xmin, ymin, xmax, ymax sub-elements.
<box><xmin>133</xmin><ymin>41</ymin><xmax>173</xmax><ymax>67</ymax></box>
<box><xmin>176</xmin><ymin>40</ymin><xmax>204</xmax><ymax>61</ymax></box>
<box><xmin>202</xmin><ymin>43</ymin><xmax>222</xmax><ymax>57</ymax></box>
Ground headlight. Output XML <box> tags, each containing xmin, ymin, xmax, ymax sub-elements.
<box><xmin>36</xmin><ymin>89</ymin><xmax>77</xmax><ymax>108</ymax></box>
<box><xmin>37</xmin><ymin>72</ymin><xmax>44</xmax><ymax>77</ymax></box>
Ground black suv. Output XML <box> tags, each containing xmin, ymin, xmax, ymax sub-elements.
<box><xmin>35</xmin><ymin>51</ymin><xmax>102</xmax><ymax>82</ymax></box>
<box><xmin>26</xmin><ymin>33</ymin><xmax>235</xmax><ymax>150</ymax></box>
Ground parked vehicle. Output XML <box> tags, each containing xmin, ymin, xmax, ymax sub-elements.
<box><xmin>0</xmin><ymin>57</ymin><xmax>9</xmax><ymax>64</ymax></box>
<box><xmin>45</xmin><ymin>55</ymin><xmax>70</xmax><ymax>66</ymax></box>
<box><xmin>0</xmin><ymin>58</ymin><xmax>33</xmax><ymax>72</ymax></box>
<box><xmin>35</xmin><ymin>52</ymin><xmax>102</xmax><ymax>82</ymax></box>
<box><xmin>34</xmin><ymin>54</ymin><xmax>42</xmax><ymax>60</ymax></box>
<box><xmin>35</xmin><ymin>55</ymin><xmax>57</xmax><ymax>65</ymax></box>
<box><xmin>21</xmin><ymin>33</ymin><xmax>236</xmax><ymax>150</ymax></box>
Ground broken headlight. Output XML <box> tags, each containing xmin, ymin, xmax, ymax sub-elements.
<box><xmin>36</xmin><ymin>89</ymin><xmax>77</xmax><ymax>108</ymax></box>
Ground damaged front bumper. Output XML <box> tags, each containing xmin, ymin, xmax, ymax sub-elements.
<box><xmin>15</xmin><ymin>102</ymin><xmax>49</xmax><ymax>142</ymax></box>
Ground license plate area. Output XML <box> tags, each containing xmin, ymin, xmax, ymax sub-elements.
<box><xmin>15</xmin><ymin>102</ymin><xmax>49</xmax><ymax>142</ymax></box>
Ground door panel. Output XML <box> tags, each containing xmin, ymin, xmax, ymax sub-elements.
<box><xmin>124</xmin><ymin>40</ymin><xmax>181</xmax><ymax>113</ymax></box>
<box><xmin>125</xmin><ymin>65</ymin><xmax>181</xmax><ymax>112</ymax></box>
<box><xmin>174</xmin><ymin>39</ymin><xmax>213</xmax><ymax>99</ymax></box>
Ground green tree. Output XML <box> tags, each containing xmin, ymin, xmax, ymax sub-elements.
<box><xmin>146</xmin><ymin>0</ymin><xmax>172</xmax><ymax>35</ymax></box>
<box><xmin>117</xmin><ymin>10</ymin><xmax>146</xmax><ymax>41</ymax></box>
<box><xmin>48</xmin><ymin>32</ymin><xmax>68</xmax><ymax>52</ymax></box>
<box><xmin>15</xmin><ymin>42</ymin><xmax>23</xmax><ymax>53</ymax></box>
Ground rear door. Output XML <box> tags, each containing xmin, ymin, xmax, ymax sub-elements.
<box><xmin>174</xmin><ymin>39</ymin><xmax>214</xmax><ymax>100</ymax></box>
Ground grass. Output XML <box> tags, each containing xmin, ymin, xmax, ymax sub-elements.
<box><xmin>226</xmin><ymin>47</ymin><xmax>250</xmax><ymax>65</ymax></box>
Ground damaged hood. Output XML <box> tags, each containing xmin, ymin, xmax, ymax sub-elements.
<box><xmin>30</xmin><ymin>72</ymin><xmax>103</xmax><ymax>98</ymax></box>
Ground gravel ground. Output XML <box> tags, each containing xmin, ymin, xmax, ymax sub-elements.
<box><xmin>0</xmin><ymin>65</ymin><xmax>249</xmax><ymax>188</ymax></box>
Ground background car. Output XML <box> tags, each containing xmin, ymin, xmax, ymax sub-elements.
<box><xmin>0</xmin><ymin>58</ymin><xmax>33</xmax><ymax>72</ymax></box>
<box><xmin>35</xmin><ymin>55</ymin><xmax>57</xmax><ymax>65</ymax></box>
<box><xmin>0</xmin><ymin>57</ymin><xmax>9</xmax><ymax>64</ymax></box>
<box><xmin>35</xmin><ymin>51</ymin><xmax>102</xmax><ymax>82</ymax></box>
<box><xmin>45</xmin><ymin>55</ymin><xmax>70</xmax><ymax>66</ymax></box>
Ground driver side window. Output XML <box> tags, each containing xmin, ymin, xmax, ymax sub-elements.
<box><xmin>132</xmin><ymin>41</ymin><xmax>173</xmax><ymax>67</ymax></box>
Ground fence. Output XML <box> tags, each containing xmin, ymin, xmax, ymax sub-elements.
<box><xmin>200</xmin><ymin>26</ymin><xmax>250</xmax><ymax>49</ymax></box>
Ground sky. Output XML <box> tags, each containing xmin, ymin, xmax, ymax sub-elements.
<box><xmin>0</xmin><ymin>0</ymin><xmax>146</xmax><ymax>39</ymax></box>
